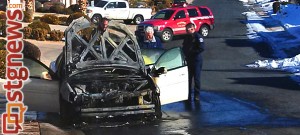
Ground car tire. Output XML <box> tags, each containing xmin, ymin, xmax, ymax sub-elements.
<box><xmin>123</xmin><ymin>20</ymin><xmax>132</xmax><ymax>24</ymax></box>
<box><xmin>160</xmin><ymin>28</ymin><xmax>173</xmax><ymax>43</ymax></box>
<box><xmin>133</xmin><ymin>15</ymin><xmax>144</xmax><ymax>25</ymax></box>
<box><xmin>91</xmin><ymin>14</ymin><xmax>102</xmax><ymax>25</ymax></box>
<box><xmin>200</xmin><ymin>25</ymin><xmax>209</xmax><ymax>37</ymax></box>
<box><xmin>60</xmin><ymin>95</ymin><xmax>80</xmax><ymax>124</ymax></box>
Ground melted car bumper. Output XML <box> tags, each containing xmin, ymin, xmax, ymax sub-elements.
<box><xmin>81</xmin><ymin>104</ymin><xmax>155</xmax><ymax>117</ymax></box>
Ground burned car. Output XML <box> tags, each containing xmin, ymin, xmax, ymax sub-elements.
<box><xmin>22</xmin><ymin>17</ymin><xmax>189</xmax><ymax>122</ymax></box>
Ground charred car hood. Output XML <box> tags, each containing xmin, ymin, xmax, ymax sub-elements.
<box><xmin>64</xmin><ymin>17</ymin><xmax>145</xmax><ymax>75</ymax></box>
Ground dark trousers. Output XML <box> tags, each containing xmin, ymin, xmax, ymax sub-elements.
<box><xmin>187</xmin><ymin>57</ymin><xmax>203</xmax><ymax>100</ymax></box>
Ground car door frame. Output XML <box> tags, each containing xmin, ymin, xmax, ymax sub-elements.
<box><xmin>115</xmin><ymin>1</ymin><xmax>130</xmax><ymax>19</ymax></box>
<box><xmin>152</xmin><ymin>47</ymin><xmax>189</xmax><ymax>105</ymax></box>
<box><xmin>104</xmin><ymin>1</ymin><xmax>118</xmax><ymax>19</ymax></box>
<box><xmin>171</xmin><ymin>9</ymin><xmax>189</xmax><ymax>35</ymax></box>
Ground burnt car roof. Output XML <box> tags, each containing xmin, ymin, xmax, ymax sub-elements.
<box><xmin>64</xmin><ymin>17</ymin><xmax>145</xmax><ymax>73</ymax></box>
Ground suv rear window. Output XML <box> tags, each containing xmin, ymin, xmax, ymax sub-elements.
<box><xmin>187</xmin><ymin>8</ymin><xmax>198</xmax><ymax>17</ymax></box>
<box><xmin>198</xmin><ymin>7</ymin><xmax>210</xmax><ymax>16</ymax></box>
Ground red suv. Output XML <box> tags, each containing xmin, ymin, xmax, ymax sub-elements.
<box><xmin>135</xmin><ymin>5</ymin><xmax>215</xmax><ymax>42</ymax></box>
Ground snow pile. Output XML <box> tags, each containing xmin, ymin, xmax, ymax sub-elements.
<box><xmin>255</xmin><ymin>0</ymin><xmax>274</xmax><ymax>4</ymax></box>
<box><xmin>272</xmin><ymin>4</ymin><xmax>300</xmax><ymax>38</ymax></box>
<box><xmin>239</xmin><ymin>0</ymin><xmax>252</xmax><ymax>3</ymax></box>
<box><xmin>273</xmin><ymin>4</ymin><xmax>300</xmax><ymax>26</ymax></box>
<box><xmin>260</xmin><ymin>1</ymin><xmax>274</xmax><ymax>11</ymax></box>
<box><xmin>243</xmin><ymin>1</ymin><xmax>300</xmax><ymax>84</ymax></box>
<box><xmin>246</xmin><ymin>54</ymin><xmax>300</xmax><ymax>73</ymax></box>
<box><xmin>243</xmin><ymin>11</ymin><xmax>266</xmax><ymax>42</ymax></box>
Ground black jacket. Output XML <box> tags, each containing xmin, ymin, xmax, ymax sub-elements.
<box><xmin>182</xmin><ymin>32</ymin><xmax>205</xmax><ymax>60</ymax></box>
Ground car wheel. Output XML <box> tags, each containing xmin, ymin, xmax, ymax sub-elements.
<box><xmin>153</xmin><ymin>93</ymin><xmax>162</xmax><ymax>119</ymax></box>
<box><xmin>133</xmin><ymin>15</ymin><xmax>144</xmax><ymax>25</ymax></box>
<box><xmin>123</xmin><ymin>20</ymin><xmax>132</xmax><ymax>24</ymax></box>
<box><xmin>161</xmin><ymin>28</ymin><xmax>173</xmax><ymax>43</ymax></box>
<box><xmin>60</xmin><ymin>95</ymin><xmax>80</xmax><ymax>124</ymax></box>
<box><xmin>200</xmin><ymin>25</ymin><xmax>209</xmax><ymax>37</ymax></box>
<box><xmin>91</xmin><ymin>14</ymin><xmax>102</xmax><ymax>25</ymax></box>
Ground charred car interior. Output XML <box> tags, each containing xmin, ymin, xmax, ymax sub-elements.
<box><xmin>58</xmin><ymin>17</ymin><xmax>162</xmax><ymax>121</ymax></box>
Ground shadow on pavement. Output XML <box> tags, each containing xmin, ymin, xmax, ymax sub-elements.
<box><xmin>225</xmin><ymin>38</ymin><xmax>274</xmax><ymax>58</ymax></box>
<box><xmin>228</xmin><ymin>76</ymin><xmax>300</xmax><ymax>90</ymax></box>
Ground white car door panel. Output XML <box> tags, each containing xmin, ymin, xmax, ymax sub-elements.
<box><xmin>116</xmin><ymin>2</ymin><xmax>129</xmax><ymax>19</ymax></box>
<box><xmin>105</xmin><ymin>2</ymin><xmax>117</xmax><ymax>19</ymax></box>
<box><xmin>23</xmin><ymin>58</ymin><xmax>59</xmax><ymax>113</ymax></box>
<box><xmin>156</xmin><ymin>67</ymin><xmax>188</xmax><ymax>105</ymax></box>
<box><xmin>117</xmin><ymin>9</ymin><xmax>130</xmax><ymax>19</ymax></box>
<box><xmin>23</xmin><ymin>78</ymin><xmax>59</xmax><ymax>112</ymax></box>
<box><xmin>154</xmin><ymin>47</ymin><xmax>189</xmax><ymax>105</ymax></box>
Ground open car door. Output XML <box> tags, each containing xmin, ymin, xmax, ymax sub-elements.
<box><xmin>154</xmin><ymin>47</ymin><xmax>189</xmax><ymax>105</ymax></box>
<box><xmin>22</xmin><ymin>58</ymin><xmax>59</xmax><ymax>112</ymax></box>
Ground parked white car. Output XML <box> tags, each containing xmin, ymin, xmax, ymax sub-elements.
<box><xmin>86</xmin><ymin>0</ymin><xmax>152</xmax><ymax>24</ymax></box>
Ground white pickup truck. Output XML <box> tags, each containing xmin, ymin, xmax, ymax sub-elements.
<box><xmin>87</xmin><ymin>0</ymin><xmax>152</xmax><ymax>24</ymax></box>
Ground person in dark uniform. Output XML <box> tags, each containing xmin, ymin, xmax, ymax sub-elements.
<box><xmin>182</xmin><ymin>23</ymin><xmax>205</xmax><ymax>101</ymax></box>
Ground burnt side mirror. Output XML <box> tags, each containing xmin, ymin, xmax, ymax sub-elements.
<box><xmin>156</xmin><ymin>67</ymin><xmax>167</xmax><ymax>75</ymax></box>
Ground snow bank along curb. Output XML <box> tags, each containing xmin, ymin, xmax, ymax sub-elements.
<box><xmin>244</xmin><ymin>5</ymin><xmax>300</xmax><ymax>58</ymax></box>
<box><xmin>271</xmin><ymin>4</ymin><xmax>300</xmax><ymax>38</ymax></box>
<box><xmin>244</xmin><ymin>0</ymin><xmax>300</xmax><ymax>85</ymax></box>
